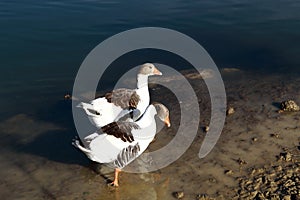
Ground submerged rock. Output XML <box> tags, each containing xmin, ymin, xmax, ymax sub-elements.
<box><xmin>64</xmin><ymin>94</ymin><xmax>72</xmax><ymax>100</ymax></box>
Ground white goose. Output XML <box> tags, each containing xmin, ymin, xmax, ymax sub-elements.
<box><xmin>73</xmin><ymin>103</ymin><xmax>170</xmax><ymax>186</ymax></box>
<box><xmin>78</xmin><ymin>63</ymin><xmax>162</xmax><ymax>128</ymax></box>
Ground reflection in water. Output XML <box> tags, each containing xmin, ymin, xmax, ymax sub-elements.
<box><xmin>113</xmin><ymin>173</ymin><xmax>170</xmax><ymax>200</ymax></box>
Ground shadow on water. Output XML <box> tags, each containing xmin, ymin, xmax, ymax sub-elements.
<box><xmin>22</xmin><ymin>129</ymin><xmax>89</xmax><ymax>166</ymax></box>
<box><xmin>0</xmin><ymin>98</ymin><xmax>93</xmax><ymax>166</ymax></box>
<box><xmin>28</xmin><ymin>99</ymin><xmax>92</xmax><ymax>166</ymax></box>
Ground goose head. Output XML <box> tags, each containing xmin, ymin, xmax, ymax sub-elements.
<box><xmin>139</xmin><ymin>63</ymin><xmax>162</xmax><ymax>76</ymax></box>
<box><xmin>153</xmin><ymin>103</ymin><xmax>171</xmax><ymax>127</ymax></box>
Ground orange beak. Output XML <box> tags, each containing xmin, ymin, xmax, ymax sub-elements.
<box><xmin>153</xmin><ymin>67</ymin><xmax>162</xmax><ymax>75</ymax></box>
<box><xmin>164</xmin><ymin>116</ymin><xmax>171</xmax><ymax>127</ymax></box>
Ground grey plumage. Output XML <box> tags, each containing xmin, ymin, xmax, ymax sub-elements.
<box><xmin>107</xmin><ymin>143</ymin><xmax>141</xmax><ymax>169</ymax></box>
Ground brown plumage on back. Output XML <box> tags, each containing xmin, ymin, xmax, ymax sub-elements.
<box><xmin>128</xmin><ymin>92</ymin><xmax>140</xmax><ymax>109</ymax></box>
<box><xmin>105</xmin><ymin>89</ymin><xmax>140</xmax><ymax>110</ymax></box>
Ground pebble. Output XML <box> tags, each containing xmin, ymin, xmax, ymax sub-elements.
<box><xmin>279</xmin><ymin>152</ymin><xmax>292</xmax><ymax>162</ymax></box>
<box><xmin>173</xmin><ymin>191</ymin><xmax>184</xmax><ymax>199</ymax></box>
<box><xmin>283</xmin><ymin>195</ymin><xmax>291</xmax><ymax>200</ymax></box>
<box><xmin>225</xmin><ymin>170</ymin><xmax>234</xmax><ymax>175</ymax></box>
<box><xmin>274</xmin><ymin>165</ymin><xmax>282</xmax><ymax>172</ymax></box>
<box><xmin>64</xmin><ymin>94</ymin><xmax>71</xmax><ymax>99</ymax></box>
<box><xmin>237</xmin><ymin>158</ymin><xmax>247</xmax><ymax>165</ymax></box>
<box><xmin>226</xmin><ymin>107</ymin><xmax>235</xmax><ymax>115</ymax></box>
<box><xmin>270</xmin><ymin>133</ymin><xmax>280</xmax><ymax>138</ymax></box>
<box><xmin>279</xmin><ymin>100</ymin><xmax>300</xmax><ymax>112</ymax></box>
<box><xmin>204</xmin><ymin>126</ymin><xmax>209</xmax><ymax>133</ymax></box>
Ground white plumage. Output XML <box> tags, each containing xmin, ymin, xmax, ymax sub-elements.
<box><xmin>73</xmin><ymin>103</ymin><xmax>170</xmax><ymax>186</ymax></box>
<box><xmin>77</xmin><ymin>63</ymin><xmax>162</xmax><ymax>128</ymax></box>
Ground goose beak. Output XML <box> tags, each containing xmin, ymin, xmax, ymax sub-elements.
<box><xmin>153</xmin><ymin>67</ymin><xmax>162</xmax><ymax>75</ymax></box>
<box><xmin>164</xmin><ymin>116</ymin><xmax>171</xmax><ymax>127</ymax></box>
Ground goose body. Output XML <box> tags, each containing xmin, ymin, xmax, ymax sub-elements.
<box><xmin>78</xmin><ymin>63</ymin><xmax>162</xmax><ymax>128</ymax></box>
<box><xmin>73</xmin><ymin>103</ymin><xmax>170</xmax><ymax>186</ymax></box>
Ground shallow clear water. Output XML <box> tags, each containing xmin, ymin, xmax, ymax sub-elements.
<box><xmin>0</xmin><ymin>0</ymin><xmax>300</xmax><ymax>199</ymax></box>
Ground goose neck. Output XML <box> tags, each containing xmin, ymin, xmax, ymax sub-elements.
<box><xmin>137</xmin><ymin>74</ymin><xmax>149</xmax><ymax>89</ymax></box>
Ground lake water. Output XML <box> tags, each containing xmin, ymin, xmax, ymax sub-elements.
<box><xmin>1</xmin><ymin>0</ymin><xmax>300</xmax><ymax>117</ymax></box>
<box><xmin>0</xmin><ymin>0</ymin><xmax>300</xmax><ymax>199</ymax></box>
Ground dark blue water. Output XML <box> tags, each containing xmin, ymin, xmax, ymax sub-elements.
<box><xmin>1</xmin><ymin>1</ymin><xmax>300</xmax><ymax>198</ymax></box>
<box><xmin>1</xmin><ymin>0</ymin><xmax>300</xmax><ymax>134</ymax></box>
<box><xmin>0</xmin><ymin>0</ymin><xmax>300</xmax><ymax>141</ymax></box>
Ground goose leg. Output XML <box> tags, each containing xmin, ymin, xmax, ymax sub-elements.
<box><xmin>111</xmin><ymin>168</ymin><xmax>121</xmax><ymax>186</ymax></box>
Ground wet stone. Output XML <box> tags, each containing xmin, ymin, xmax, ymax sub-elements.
<box><xmin>279</xmin><ymin>100</ymin><xmax>300</xmax><ymax>112</ymax></box>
